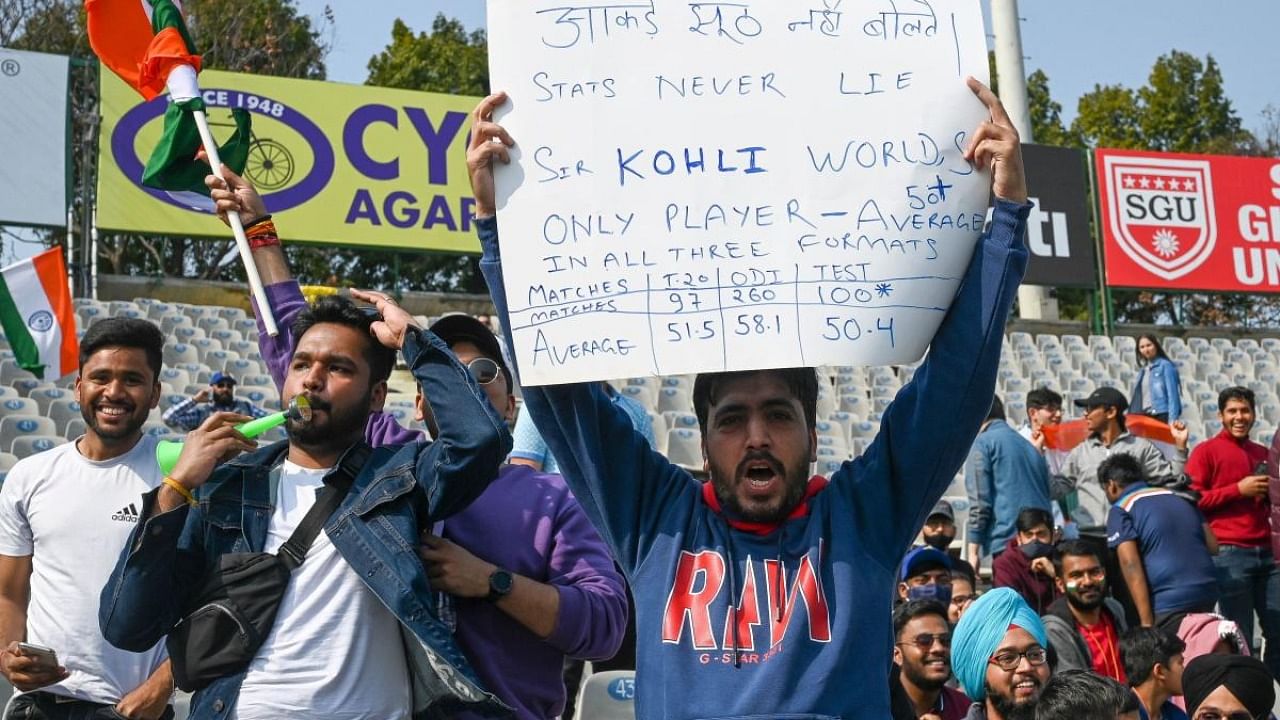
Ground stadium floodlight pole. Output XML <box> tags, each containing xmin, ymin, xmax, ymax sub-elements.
<box><xmin>190</xmin><ymin>104</ymin><xmax>279</xmax><ymax>337</ymax></box>
<box><xmin>991</xmin><ymin>0</ymin><xmax>1058</xmax><ymax>321</ymax></box>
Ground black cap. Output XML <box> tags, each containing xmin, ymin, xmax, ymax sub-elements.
<box><xmin>927</xmin><ymin>499</ymin><xmax>954</xmax><ymax>523</ymax></box>
<box><xmin>428</xmin><ymin>314</ymin><xmax>512</xmax><ymax>388</ymax></box>
<box><xmin>1073</xmin><ymin>386</ymin><xmax>1128</xmax><ymax>411</ymax></box>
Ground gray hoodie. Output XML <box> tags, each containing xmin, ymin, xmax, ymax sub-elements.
<box><xmin>1052</xmin><ymin>432</ymin><xmax>1187</xmax><ymax>529</ymax></box>
<box><xmin>1041</xmin><ymin>595</ymin><xmax>1130</xmax><ymax>673</ymax></box>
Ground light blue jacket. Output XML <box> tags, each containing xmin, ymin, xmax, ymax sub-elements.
<box><xmin>965</xmin><ymin>419</ymin><xmax>1052</xmax><ymax>556</ymax></box>
<box><xmin>1131</xmin><ymin>356</ymin><xmax>1182</xmax><ymax>421</ymax></box>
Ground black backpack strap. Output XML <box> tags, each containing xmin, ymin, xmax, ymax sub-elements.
<box><xmin>277</xmin><ymin>444</ymin><xmax>372</xmax><ymax>570</ymax></box>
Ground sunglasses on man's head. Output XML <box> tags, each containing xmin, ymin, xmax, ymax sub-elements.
<box><xmin>213</xmin><ymin>382</ymin><xmax>234</xmax><ymax>389</ymax></box>
<box><xmin>465</xmin><ymin>357</ymin><xmax>502</xmax><ymax>385</ymax></box>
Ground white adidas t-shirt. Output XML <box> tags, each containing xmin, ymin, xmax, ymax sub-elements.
<box><xmin>0</xmin><ymin>435</ymin><xmax>168</xmax><ymax>704</ymax></box>
<box><xmin>233</xmin><ymin>460</ymin><xmax>410</xmax><ymax>720</ymax></box>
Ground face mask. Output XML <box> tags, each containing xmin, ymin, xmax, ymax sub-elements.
<box><xmin>1019</xmin><ymin>540</ymin><xmax>1054</xmax><ymax>560</ymax></box>
<box><xmin>922</xmin><ymin>533</ymin><xmax>953</xmax><ymax>551</ymax></box>
<box><xmin>906</xmin><ymin>582</ymin><xmax>953</xmax><ymax>605</ymax></box>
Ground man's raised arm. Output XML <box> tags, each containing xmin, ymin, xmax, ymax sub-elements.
<box><xmin>468</xmin><ymin>93</ymin><xmax>694</xmax><ymax>575</ymax></box>
<box><xmin>206</xmin><ymin>167</ymin><xmax>304</xmax><ymax>390</ymax></box>
<box><xmin>353</xmin><ymin>290</ymin><xmax>511</xmax><ymax>520</ymax></box>
<box><xmin>839</xmin><ymin>78</ymin><xmax>1031</xmax><ymax>560</ymax></box>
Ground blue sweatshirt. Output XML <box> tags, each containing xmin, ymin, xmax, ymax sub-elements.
<box><xmin>965</xmin><ymin>418</ymin><xmax>1052</xmax><ymax>556</ymax></box>
<box><xmin>479</xmin><ymin>200</ymin><xmax>1030</xmax><ymax>719</ymax></box>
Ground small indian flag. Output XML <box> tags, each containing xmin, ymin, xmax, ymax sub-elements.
<box><xmin>0</xmin><ymin>248</ymin><xmax>78</xmax><ymax>380</ymax></box>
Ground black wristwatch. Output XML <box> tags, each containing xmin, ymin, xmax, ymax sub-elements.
<box><xmin>486</xmin><ymin>568</ymin><xmax>514</xmax><ymax>602</ymax></box>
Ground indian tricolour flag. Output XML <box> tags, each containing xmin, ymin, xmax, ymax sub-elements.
<box><xmin>1042</xmin><ymin>414</ymin><xmax>1179</xmax><ymax>465</ymax></box>
<box><xmin>0</xmin><ymin>248</ymin><xmax>77</xmax><ymax>380</ymax></box>
<box><xmin>85</xmin><ymin>0</ymin><xmax>250</xmax><ymax>211</ymax></box>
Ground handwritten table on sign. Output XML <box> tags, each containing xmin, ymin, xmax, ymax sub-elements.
<box><xmin>488</xmin><ymin>0</ymin><xmax>992</xmax><ymax>386</ymax></box>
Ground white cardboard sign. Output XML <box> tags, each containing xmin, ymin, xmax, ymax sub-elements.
<box><xmin>488</xmin><ymin>0</ymin><xmax>991</xmax><ymax>385</ymax></box>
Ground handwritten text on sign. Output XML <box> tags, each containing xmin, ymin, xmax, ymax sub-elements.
<box><xmin>488</xmin><ymin>0</ymin><xmax>991</xmax><ymax>385</ymax></box>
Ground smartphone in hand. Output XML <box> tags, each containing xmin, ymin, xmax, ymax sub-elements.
<box><xmin>15</xmin><ymin>642</ymin><xmax>58</xmax><ymax>669</ymax></box>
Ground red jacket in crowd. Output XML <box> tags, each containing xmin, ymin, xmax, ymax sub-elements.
<box><xmin>1188</xmin><ymin>429</ymin><xmax>1269</xmax><ymax>548</ymax></box>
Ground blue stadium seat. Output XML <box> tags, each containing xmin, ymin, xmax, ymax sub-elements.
<box><xmin>572</xmin><ymin>670</ymin><xmax>636</xmax><ymax>720</ymax></box>
<box><xmin>30</xmin><ymin>387</ymin><xmax>73</xmax><ymax>414</ymax></box>
<box><xmin>665</xmin><ymin>428</ymin><xmax>702</xmax><ymax>470</ymax></box>
<box><xmin>0</xmin><ymin>416</ymin><xmax>57</xmax><ymax>453</ymax></box>
<box><xmin>665</xmin><ymin>413</ymin><xmax>698</xmax><ymax>431</ymax></box>
<box><xmin>619</xmin><ymin>384</ymin><xmax>656</xmax><ymax>411</ymax></box>
<box><xmin>163</xmin><ymin>344</ymin><xmax>199</xmax><ymax>366</ymax></box>
<box><xmin>240</xmin><ymin>387</ymin><xmax>276</xmax><ymax>405</ymax></box>
<box><xmin>11</xmin><ymin>435</ymin><xmax>63</xmax><ymax>459</ymax></box>
<box><xmin>47</xmin><ymin>399</ymin><xmax>81</xmax><ymax>435</ymax></box>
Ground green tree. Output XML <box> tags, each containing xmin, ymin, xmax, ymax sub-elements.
<box><xmin>1072</xmin><ymin>51</ymin><xmax>1253</xmax><ymax>155</ymax></box>
<box><xmin>187</xmin><ymin>0</ymin><xmax>327</xmax><ymax>80</ymax></box>
<box><xmin>4</xmin><ymin>0</ymin><xmax>86</xmax><ymax>54</ymax></box>
<box><xmin>1255</xmin><ymin>105</ymin><xmax>1280</xmax><ymax>157</ymax></box>
<box><xmin>1072</xmin><ymin>84</ymin><xmax>1142</xmax><ymax>149</ymax></box>
<box><xmin>1025</xmin><ymin>69</ymin><xmax>1079</xmax><ymax>148</ymax></box>
<box><xmin>356</xmin><ymin>14</ymin><xmax>490</xmax><ymax>294</ymax></box>
<box><xmin>366</xmin><ymin>16</ymin><xmax>488</xmax><ymax>96</ymax></box>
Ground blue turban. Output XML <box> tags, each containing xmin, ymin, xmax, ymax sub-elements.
<box><xmin>950</xmin><ymin>588</ymin><xmax>1048</xmax><ymax>700</ymax></box>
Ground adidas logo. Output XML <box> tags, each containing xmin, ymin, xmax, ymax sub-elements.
<box><xmin>111</xmin><ymin>503</ymin><xmax>140</xmax><ymax>523</ymax></box>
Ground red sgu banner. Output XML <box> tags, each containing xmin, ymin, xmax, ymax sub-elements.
<box><xmin>1097</xmin><ymin>148</ymin><xmax>1280</xmax><ymax>292</ymax></box>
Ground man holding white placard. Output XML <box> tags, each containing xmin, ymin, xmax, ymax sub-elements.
<box><xmin>471</xmin><ymin>74</ymin><xmax>1029</xmax><ymax>718</ymax></box>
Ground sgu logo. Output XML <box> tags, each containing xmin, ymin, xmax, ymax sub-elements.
<box><xmin>661</xmin><ymin>546</ymin><xmax>831</xmax><ymax>655</ymax></box>
<box><xmin>1104</xmin><ymin>155</ymin><xmax>1216</xmax><ymax>280</ymax></box>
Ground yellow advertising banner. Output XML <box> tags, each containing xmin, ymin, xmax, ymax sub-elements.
<box><xmin>97</xmin><ymin>68</ymin><xmax>483</xmax><ymax>253</ymax></box>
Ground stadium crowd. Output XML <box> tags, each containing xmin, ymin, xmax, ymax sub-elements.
<box><xmin>0</xmin><ymin>86</ymin><xmax>1271</xmax><ymax>720</ymax></box>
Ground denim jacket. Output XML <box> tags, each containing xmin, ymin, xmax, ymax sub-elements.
<box><xmin>1131</xmin><ymin>357</ymin><xmax>1182</xmax><ymax>421</ymax></box>
<box><xmin>964</xmin><ymin>419</ymin><xmax>1052</xmax><ymax>556</ymax></box>
<box><xmin>98</xmin><ymin>328</ymin><xmax>514</xmax><ymax>720</ymax></box>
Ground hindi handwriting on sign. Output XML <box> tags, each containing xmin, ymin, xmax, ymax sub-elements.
<box><xmin>536</xmin><ymin>3</ymin><xmax>660</xmax><ymax>49</ymax></box>
<box><xmin>489</xmin><ymin>0</ymin><xmax>992</xmax><ymax>385</ymax></box>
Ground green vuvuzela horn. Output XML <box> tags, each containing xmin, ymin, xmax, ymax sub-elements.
<box><xmin>156</xmin><ymin>395</ymin><xmax>312</xmax><ymax>474</ymax></box>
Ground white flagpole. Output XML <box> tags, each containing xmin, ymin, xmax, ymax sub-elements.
<box><xmin>190</xmin><ymin>107</ymin><xmax>279</xmax><ymax>336</ymax></box>
<box><xmin>65</xmin><ymin>206</ymin><xmax>74</xmax><ymax>298</ymax></box>
<box><xmin>90</xmin><ymin>205</ymin><xmax>99</xmax><ymax>301</ymax></box>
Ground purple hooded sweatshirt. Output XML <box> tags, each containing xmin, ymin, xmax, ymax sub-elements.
<box><xmin>257</xmin><ymin>281</ymin><xmax>627</xmax><ymax>719</ymax></box>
